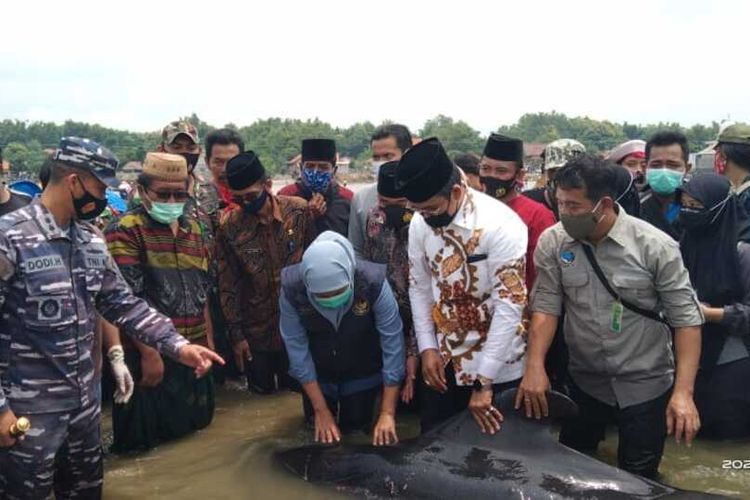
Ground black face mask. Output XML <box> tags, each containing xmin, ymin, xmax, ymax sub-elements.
<box><xmin>481</xmin><ymin>176</ymin><xmax>516</xmax><ymax>200</ymax></box>
<box><xmin>73</xmin><ymin>179</ymin><xmax>107</xmax><ymax>220</ymax></box>
<box><xmin>679</xmin><ymin>207</ymin><xmax>715</xmax><ymax>232</ymax></box>
<box><xmin>383</xmin><ymin>205</ymin><xmax>413</xmax><ymax>230</ymax></box>
<box><xmin>634</xmin><ymin>171</ymin><xmax>645</xmax><ymax>187</ymax></box>
<box><xmin>242</xmin><ymin>189</ymin><xmax>268</xmax><ymax>215</ymax></box>
<box><xmin>424</xmin><ymin>197</ymin><xmax>457</xmax><ymax>229</ymax></box>
<box><xmin>181</xmin><ymin>153</ymin><xmax>200</xmax><ymax>173</ymax></box>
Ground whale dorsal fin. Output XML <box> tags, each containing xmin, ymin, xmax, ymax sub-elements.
<box><xmin>495</xmin><ymin>389</ymin><xmax>579</xmax><ymax>420</ymax></box>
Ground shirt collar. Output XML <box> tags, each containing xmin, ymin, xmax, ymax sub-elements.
<box><xmin>270</xmin><ymin>194</ymin><xmax>283</xmax><ymax>223</ymax></box>
<box><xmin>449</xmin><ymin>183</ymin><xmax>476</xmax><ymax>230</ymax></box>
<box><xmin>31</xmin><ymin>198</ymin><xmax>85</xmax><ymax>242</ymax></box>
<box><xmin>604</xmin><ymin>204</ymin><xmax>628</xmax><ymax>247</ymax></box>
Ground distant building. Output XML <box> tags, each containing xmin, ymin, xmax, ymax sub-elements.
<box><xmin>524</xmin><ymin>142</ymin><xmax>546</xmax><ymax>172</ymax></box>
<box><xmin>118</xmin><ymin>161</ymin><xmax>143</xmax><ymax>181</ymax></box>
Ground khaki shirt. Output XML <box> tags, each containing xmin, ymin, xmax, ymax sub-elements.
<box><xmin>531</xmin><ymin>210</ymin><xmax>703</xmax><ymax>407</ymax></box>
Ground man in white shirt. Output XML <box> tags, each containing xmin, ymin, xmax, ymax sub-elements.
<box><xmin>397</xmin><ymin>137</ymin><xmax>529</xmax><ymax>434</ymax></box>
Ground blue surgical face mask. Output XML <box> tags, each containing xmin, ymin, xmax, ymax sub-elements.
<box><xmin>646</xmin><ymin>168</ymin><xmax>684</xmax><ymax>196</ymax></box>
<box><xmin>302</xmin><ymin>168</ymin><xmax>333</xmax><ymax>193</ymax></box>
<box><xmin>147</xmin><ymin>201</ymin><xmax>185</xmax><ymax>224</ymax></box>
<box><xmin>315</xmin><ymin>286</ymin><xmax>353</xmax><ymax>309</ymax></box>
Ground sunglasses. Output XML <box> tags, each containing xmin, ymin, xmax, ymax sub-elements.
<box><xmin>146</xmin><ymin>188</ymin><xmax>190</xmax><ymax>202</ymax></box>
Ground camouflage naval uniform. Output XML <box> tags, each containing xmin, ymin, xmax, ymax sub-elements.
<box><xmin>0</xmin><ymin>200</ymin><xmax>189</xmax><ymax>500</ymax></box>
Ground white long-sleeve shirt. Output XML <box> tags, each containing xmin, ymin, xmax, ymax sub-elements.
<box><xmin>408</xmin><ymin>187</ymin><xmax>529</xmax><ymax>385</ymax></box>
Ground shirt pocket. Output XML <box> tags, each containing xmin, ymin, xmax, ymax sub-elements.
<box><xmin>612</xmin><ymin>274</ymin><xmax>658</xmax><ymax>310</ymax></box>
<box><xmin>561</xmin><ymin>268</ymin><xmax>590</xmax><ymax>303</ymax></box>
<box><xmin>23</xmin><ymin>272</ymin><xmax>76</xmax><ymax>331</ymax></box>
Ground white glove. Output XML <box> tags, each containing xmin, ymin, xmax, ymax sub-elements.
<box><xmin>108</xmin><ymin>345</ymin><xmax>135</xmax><ymax>404</ymax></box>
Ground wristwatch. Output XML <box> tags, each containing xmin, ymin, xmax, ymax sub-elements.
<box><xmin>472</xmin><ymin>376</ymin><xmax>493</xmax><ymax>392</ymax></box>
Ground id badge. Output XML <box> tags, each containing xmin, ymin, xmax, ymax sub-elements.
<box><xmin>611</xmin><ymin>300</ymin><xmax>623</xmax><ymax>333</ymax></box>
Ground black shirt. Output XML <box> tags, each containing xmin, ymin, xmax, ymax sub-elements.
<box><xmin>0</xmin><ymin>191</ymin><xmax>32</xmax><ymax>217</ymax></box>
<box><xmin>639</xmin><ymin>190</ymin><xmax>682</xmax><ymax>241</ymax></box>
<box><xmin>523</xmin><ymin>188</ymin><xmax>558</xmax><ymax>219</ymax></box>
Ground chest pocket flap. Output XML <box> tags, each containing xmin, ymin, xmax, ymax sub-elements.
<box><xmin>611</xmin><ymin>273</ymin><xmax>658</xmax><ymax>309</ymax></box>
<box><xmin>23</xmin><ymin>271</ymin><xmax>75</xmax><ymax>330</ymax></box>
<box><xmin>561</xmin><ymin>268</ymin><xmax>589</xmax><ymax>287</ymax></box>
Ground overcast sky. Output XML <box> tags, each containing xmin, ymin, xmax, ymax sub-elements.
<box><xmin>1</xmin><ymin>0</ymin><xmax>747</xmax><ymax>134</ymax></box>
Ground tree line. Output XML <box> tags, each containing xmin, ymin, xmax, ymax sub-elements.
<box><xmin>0</xmin><ymin>111</ymin><xmax>722</xmax><ymax>177</ymax></box>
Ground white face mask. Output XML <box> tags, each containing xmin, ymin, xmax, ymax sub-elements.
<box><xmin>371</xmin><ymin>160</ymin><xmax>386</xmax><ymax>176</ymax></box>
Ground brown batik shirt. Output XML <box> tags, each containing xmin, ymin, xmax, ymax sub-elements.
<box><xmin>216</xmin><ymin>194</ymin><xmax>315</xmax><ymax>352</ymax></box>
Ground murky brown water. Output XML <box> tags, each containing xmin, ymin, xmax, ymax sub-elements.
<box><xmin>102</xmin><ymin>384</ymin><xmax>750</xmax><ymax>499</ymax></box>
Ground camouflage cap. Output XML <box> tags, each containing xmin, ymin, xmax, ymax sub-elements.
<box><xmin>162</xmin><ymin>120</ymin><xmax>199</xmax><ymax>145</ymax></box>
<box><xmin>52</xmin><ymin>137</ymin><xmax>119</xmax><ymax>187</ymax></box>
<box><xmin>543</xmin><ymin>139</ymin><xmax>586</xmax><ymax>170</ymax></box>
<box><xmin>717</xmin><ymin>123</ymin><xmax>750</xmax><ymax>147</ymax></box>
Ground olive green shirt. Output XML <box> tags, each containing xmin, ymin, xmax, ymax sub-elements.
<box><xmin>531</xmin><ymin>210</ymin><xmax>703</xmax><ymax>408</ymax></box>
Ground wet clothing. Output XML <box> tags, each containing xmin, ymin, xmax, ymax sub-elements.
<box><xmin>0</xmin><ymin>200</ymin><xmax>188</xmax><ymax>496</ymax></box>
<box><xmin>505</xmin><ymin>194</ymin><xmax>556</xmax><ymax>290</ymax></box>
<box><xmin>409</xmin><ymin>187</ymin><xmax>528</xmax><ymax>386</ymax></box>
<box><xmin>111</xmin><ymin>355</ymin><xmax>214</xmax><ymax>453</ymax></box>
<box><xmin>363</xmin><ymin>206</ymin><xmax>418</xmax><ymax>357</ymax></box>
<box><xmin>0</xmin><ymin>191</ymin><xmax>31</xmax><ymax>217</ymax></box>
<box><xmin>302</xmin><ymin>384</ymin><xmax>379</xmax><ymax>433</ymax></box>
<box><xmin>695</xmin><ymin>357</ymin><xmax>750</xmax><ymax>440</ymax></box>
<box><xmin>0</xmin><ymin>403</ymin><xmax>103</xmax><ymax>500</ymax></box>
<box><xmin>559</xmin><ymin>380</ymin><xmax>669</xmax><ymax>480</ymax></box>
<box><xmin>105</xmin><ymin>206</ymin><xmax>211</xmax><ymax>342</ymax></box>
<box><xmin>277</xmin><ymin>181</ymin><xmax>353</xmax><ymax>237</ymax></box>
<box><xmin>349</xmin><ymin>183</ymin><xmax>378</xmax><ymax>259</ymax></box>
<box><xmin>217</xmin><ymin>195</ymin><xmax>314</xmax><ymax>353</ymax></box>
<box><xmin>244</xmin><ymin>349</ymin><xmax>295</xmax><ymax>394</ymax></box>
<box><xmin>105</xmin><ymin>205</ymin><xmax>214</xmax><ymax>452</ymax></box>
<box><xmin>640</xmin><ymin>190</ymin><xmax>682</xmax><ymax>241</ymax></box>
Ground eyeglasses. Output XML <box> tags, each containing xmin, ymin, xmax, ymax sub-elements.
<box><xmin>146</xmin><ymin>188</ymin><xmax>190</xmax><ymax>202</ymax></box>
<box><xmin>406</xmin><ymin>200</ymin><xmax>449</xmax><ymax>217</ymax></box>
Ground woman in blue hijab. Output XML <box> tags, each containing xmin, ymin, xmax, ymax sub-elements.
<box><xmin>679</xmin><ymin>173</ymin><xmax>750</xmax><ymax>439</ymax></box>
<box><xmin>280</xmin><ymin>231</ymin><xmax>405</xmax><ymax>445</ymax></box>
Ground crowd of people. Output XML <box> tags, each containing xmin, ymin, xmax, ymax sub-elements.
<box><xmin>0</xmin><ymin>118</ymin><xmax>749</xmax><ymax>498</ymax></box>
